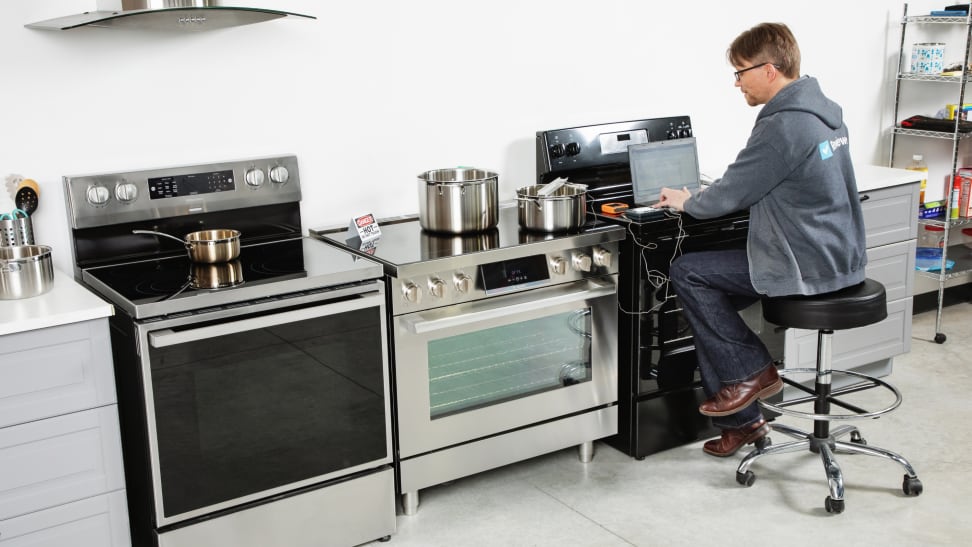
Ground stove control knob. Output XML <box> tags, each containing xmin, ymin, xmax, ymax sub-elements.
<box><xmin>592</xmin><ymin>247</ymin><xmax>612</xmax><ymax>268</ymax></box>
<box><xmin>269</xmin><ymin>165</ymin><xmax>290</xmax><ymax>184</ymax></box>
<box><xmin>550</xmin><ymin>256</ymin><xmax>567</xmax><ymax>275</ymax></box>
<box><xmin>550</xmin><ymin>143</ymin><xmax>566</xmax><ymax>158</ymax></box>
<box><xmin>429</xmin><ymin>277</ymin><xmax>446</xmax><ymax>298</ymax></box>
<box><xmin>245</xmin><ymin>168</ymin><xmax>266</xmax><ymax>187</ymax></box>
<box><xmin>454</xmin><ymin>273</ymin><xmax>472</xmax><ymax>293</ymax></box>
<box><xmin>565</xmin><ymin>142</ymin><xmax>581</xmax><ymax>156</ymax></box>
<box><xmin>402</xmin><ymin>281</ymin><xmax>422</xmax><ymax>303</ymax></box>
<box><xmin>571</xmin><ymin>252</ymin><xmax>592</xmax><ymax>272</ymax></box>
<box><xmin>114</xmin><ymin>182</ymin><xmax>139</xmax><ymax>203</ymax></box>
<box><xmin>86</xmin><ymin>185</ymin><xmax>111</xmax><ymax>206</ymax></box>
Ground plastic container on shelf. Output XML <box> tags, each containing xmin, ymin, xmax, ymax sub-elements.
<box><xmin>919</xmin><ymin>224</ymin><xmax>946</xmax><ymax>248</ymax></box>
<box><xmin>907</xmin><ymin>155</ymin><xmax>928</xmax><ymax>205</ymax></box>
<box><xmin>962</xmin><ymin>227</ymin><xmax>972</xmax><ymax>250</ymax></box>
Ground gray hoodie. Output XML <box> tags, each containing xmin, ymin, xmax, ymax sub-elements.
<box><xmin>683</xmin><ymin>76</ymin><xmax>867</xmax><ymax>296</ymax></box>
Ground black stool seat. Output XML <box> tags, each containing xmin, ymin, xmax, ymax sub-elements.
<box><xmin>762</xmin><ymin>279</ymin><xmax>887</xmax><ymax>331</ymax></box>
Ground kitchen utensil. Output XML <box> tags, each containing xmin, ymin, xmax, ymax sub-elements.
<box><xmin>516</xmin><ymin>183</ymin><xmax>588</xmax><ymax>232</ymax></box>
<box><xmin>418</xmin><ymin>168</ymin><xmax>499</xmax><ymax>234</ymax></box>
<box><xmin>536</xmin><ymin>177</ymin><xmax>568</xmax><ymax>197</ymax></box>
<box><xmin>0</xmin><ymin>244</ymin><xmax>54</xmax><ymax>299</ymax></box>
<box><xmin>0</xmin><ymin>208</ymin><xmax>34</xmax><ymax>246</ymax></box>
<box><xmin>133</xmin><ymin>228</ymin><xmax>241</xmax><ymax>263</ymax></box>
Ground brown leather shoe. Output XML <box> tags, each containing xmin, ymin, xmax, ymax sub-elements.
<box><xmin>699</xmin><ymin>364</ymin><xmax>783</xmax><ymax>417</ymax></box>
<box><xmin>703</xmin><ymin>419</ymin><xmax>770</xmax><ymax>457</ymax></box>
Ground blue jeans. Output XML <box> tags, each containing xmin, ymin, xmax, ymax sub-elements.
<box><xmin>669</xmin><ymin>248</ymin><xmax>772</xmax><ymax>430</ymax></box>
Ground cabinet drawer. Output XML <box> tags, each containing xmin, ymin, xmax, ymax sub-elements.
<box><xmin>784</xmin><ymin>296</ymin><xmax>913</xmax><ymax>373</ymax></box>
<box><xmin>866</xmin><ymin>239</ymin><xmax>916</xmax><ymax>302</ymax></box>
<box><xmin>0</xmin><ymin>320</ymin><xmax>115</xmax><ymax>429</ymax></box>
<box><xmin>0</xmin><ymin>490</ymin><xmax>129</xmax><ymax>547</ymax></box>
<box><xmin>860</xmin><ymin>183</ymin><xmax>919</xmax><ymax>248</ymax></box>
<box><xmin>0</xmin><ymin>406</ymin><xmax>125</xmax><ymax>520</ymax></box>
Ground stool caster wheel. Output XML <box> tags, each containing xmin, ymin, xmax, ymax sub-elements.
<box><xmin>935</xmin><ymin>332</ymin><xmax>946</xmax><ymax>344</ymax></box>
<box><xmin>754</xmin><ymin>436</ymin><xmax>771</xmax><ymax>450</ymax></box>
<box><xmin>850</xmin><ymin>431</ymin><xmax>867</xmax><ymax>445</ymax></box>
<box><xmin>903</xmin><ymin>475</ymin><xmax>923</xmax><ymax>496</ymax></box>
<box><xmin>825</xmin><ymin>496</ymin><xmax>845</xmax><ymax>514</ymax></box>
<box><xmin>736</xmin><ymin>470</ymin><xmax>756</xmax><ymax>487</ymax></box>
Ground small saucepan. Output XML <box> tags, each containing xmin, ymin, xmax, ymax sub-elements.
<box><xmin>133</xmin><ymin>229</ymin><xmax>241</xmax><ymax>263</ymax></box>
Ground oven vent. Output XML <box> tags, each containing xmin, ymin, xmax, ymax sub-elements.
<box><xmin>26</xmin><ymin>1</ymin><xmax>315</xmax><ymax>32</ymax></box>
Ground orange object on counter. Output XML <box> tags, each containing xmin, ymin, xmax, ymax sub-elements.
<box><xmin>601</xmin><ymin>202</ymin><xmax>629</xmax><ymax>214</ymax></box>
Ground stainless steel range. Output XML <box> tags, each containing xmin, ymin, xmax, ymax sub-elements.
<box><xmin>64</xmin><ymin>155</ymin><xmax>395</xmax><ymax>547</ymax></box>
<box><xmin>312</xmin><ymin>205</ymin><xmax>625</xmax><ymax>515</ymax></box>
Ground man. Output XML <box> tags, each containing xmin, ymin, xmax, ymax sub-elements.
<box><xmin>656</xmin><ymin>22</ymin><xmax>867</xmax><ymax>457</ymax></box>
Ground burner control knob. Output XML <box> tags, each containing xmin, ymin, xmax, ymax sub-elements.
<box><xmin>429</xmin><ymin>277</ymin><xmax>446</xmax><ymax>298</ymax></box>
<box><xmin>571</xmin><ymin>252</ymin><xmax>592</xmax><ymax>272</ymax></box>
<box><xmin>402</xmin><ymin>281</ymin><xmax>421</xmax><ymax>303</ymax></box>
<box><xmin>550</xmin><ymin>143</ymin><xmax>566</xmax><ymax>158</ymax></box>
<box><xmin>454</xmin><ymin>273</ymin><xmax>472</xmax><ymax>293</ymax></box>
<box><xmin>86</xmin><ymin>185</ymin><xmax>111</xmax><ymax>206</ymax></box>
<box><xmin>269</xmin><ymin>165</ymin><xmax>290</xmax><ymax>184</ymax></box>
<box><xmin>114</xmin><ymin>182</ymin><xmax>139</xmax><ymax>203</ymax></box>
<box><xmin>592</xmin><ymin>247</ymin><xmax>612</xmax><ymax>268</ymax></box>
<box><xmin>565</xmin><ymin>142</ymin><xmax>581</xmax><ymax>156</ymax></box>
<box><xmin>245</xmin><ymin>168</ymin><xmax>266</xmax><ymax>187</ymax></box>
<box><xmin>550</xmin><ymin>256</ymin><xmax>567</xmax><ymax>275</ymax></box>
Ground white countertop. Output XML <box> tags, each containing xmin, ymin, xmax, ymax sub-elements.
<box><xmin>857</xmin><ymin>164</ymin><xmax>921</xmax><ymax>192</ymax></box>
<box><xmin>0</xmin><ymin>268</ymin><xmax>113</xmax><ymax>337</ymax></box>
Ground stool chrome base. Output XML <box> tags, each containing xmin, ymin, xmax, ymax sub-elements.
<box><xmin>736</xmin><ymin>421</ymin><xmax>923</xmax><ymax>514</ymax></box>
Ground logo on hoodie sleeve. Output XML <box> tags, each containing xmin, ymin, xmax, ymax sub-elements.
<box><xmin>818</xmin><ymin>136</ymin><xmax>848</xmax><ymax>160</ymax></box>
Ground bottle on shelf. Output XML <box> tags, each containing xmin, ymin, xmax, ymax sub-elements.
<box><xmin>949</xmin><ymin>175</ymin><xmax>961</xmax><ymax>219</ymax></box>
<box><xmin>907</xmin><ymin>154</ymin><xmax>928</xmax><ymax>205</ymax></box>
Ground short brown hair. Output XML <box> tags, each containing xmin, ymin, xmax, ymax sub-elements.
<box><xmin>728</xmin><ymin>23</ymin><xmax>801</xmax><ymax>79</ymax></box>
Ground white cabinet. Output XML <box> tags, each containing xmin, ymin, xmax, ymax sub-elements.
<box><xmin>0</xmin><ymin>320</ymin><xmax>129</xmax><ymax>547</ymax></box>
<box><xmin>783</xmin><ymin>180</ymin><xmax>920</xmax><ymax>387</ymax></box>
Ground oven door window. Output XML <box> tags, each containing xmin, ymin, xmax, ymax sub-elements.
<box><xmin>428</xmin><ymin>308</ymin><xmax>592</xmax><ymax>418</ymax></box>
<box><xmin>146</xmin><ymin>301</ymin><xmax>388</xmax><ymax>519</ymax></box>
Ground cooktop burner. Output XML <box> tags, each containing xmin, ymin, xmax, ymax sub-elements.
<box><xmin>83</xmin><ymin>238</ymin><xmax>383</xmax><ymax>319</ymax></box>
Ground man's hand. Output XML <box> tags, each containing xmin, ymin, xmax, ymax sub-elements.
<box><xmin>656</xmin><ymin>187</ymin><xmax>692</xmax><ymax>212</ymax></box>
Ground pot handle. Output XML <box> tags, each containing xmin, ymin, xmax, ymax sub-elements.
<box><xmin>133</xmin><ymin>229</ymin><xmax>190</xmax><ymax>248</ymax></box>
<box><xmin>517</xmin><ymin>195</ymin><xmax>544</xmax><ymax>211</ymax></box>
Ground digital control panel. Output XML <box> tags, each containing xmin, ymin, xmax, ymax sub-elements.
<box><xmin>148</xmin><ymin>169</ymin><xmax>235</xmax><ymax>200</ymax></box>
<box><xmin>536</xmin><ymin>116</ymin><xmax>693</xmax><ymax>180</ymax></box>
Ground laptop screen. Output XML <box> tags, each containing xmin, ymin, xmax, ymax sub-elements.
<box><xmin>629</xmin><ymin>138</ymin><xmax>701</xmax><ymax>206</ymax></box>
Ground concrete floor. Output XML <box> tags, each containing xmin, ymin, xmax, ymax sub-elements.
<box><xmin>365</xmin><ymin>304</ymin><xmax>972</xmax><ymax>547</ymax></box>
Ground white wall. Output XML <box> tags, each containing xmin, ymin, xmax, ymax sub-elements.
<box><xmin>0</xmin><ymin>0</ymin><xmax>943</xmax><ymax>273</ymax></box>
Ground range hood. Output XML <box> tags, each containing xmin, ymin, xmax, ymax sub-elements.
<box><xmin>26</xmin><ymin>0</ymin><xmax>315</xmax><ymax>32</ymax></box>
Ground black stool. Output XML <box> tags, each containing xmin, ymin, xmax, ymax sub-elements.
<box><xmin>735</xmin><ymin>279</ymin><xmax>922</xmax><ymax>514</ymax></box>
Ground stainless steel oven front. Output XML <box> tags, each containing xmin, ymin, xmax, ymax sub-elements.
<box><xmin>131</xmin><ymin>282</ymin><xmax>393</xmax><ymax>533</ymax></box>
<box><xmin>393</xmin><ymin>274</ymin><xmax>618</xmax><ymax>510</ymax></box>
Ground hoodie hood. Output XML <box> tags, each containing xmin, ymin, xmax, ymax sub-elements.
<box><xmin>759</xmin><ymin>76</ymin><xmax>843</xmax><ymax>130</ymax></box>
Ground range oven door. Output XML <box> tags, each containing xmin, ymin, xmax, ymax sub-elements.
<box><xmin>393</xmin><ymin>276</ymin><xmax>618</xmax><ymax>458</ymax></box>
<box><xmin>136</xmin><ymin>281</ymin><xmax>392</xmax><ymax>528</ymax></box>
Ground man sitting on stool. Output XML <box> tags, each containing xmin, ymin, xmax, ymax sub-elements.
<box><xmin>656</xmin><ymin>22</ymin><xmax>867</xmax><ymax>457</ymax></box>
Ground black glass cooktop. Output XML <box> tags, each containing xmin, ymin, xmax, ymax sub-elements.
<box><xmin>81</xmin><ymin>238</ymin><xmax>383</xmax><ymax>319</ymax></box>
<box><xmin>311</xmin><ymin>206</ymin><xmax>625</xmax><ymax>277</ymax></box>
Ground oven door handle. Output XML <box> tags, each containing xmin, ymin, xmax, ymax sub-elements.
<box><xmin>404</xmin><ymin>279</ymin><xmax>615</xmax><ymax>335</ymax></box>
<box><xmin>148</xmin><ymin>292</ymin><xmax>382</xmax><ymax>348</ymax></box>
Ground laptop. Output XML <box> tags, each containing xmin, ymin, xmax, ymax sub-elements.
<box><xmin>628</xmin><ymin>137</ymin><xmax>702</xmax><ymax>208</ymax></box>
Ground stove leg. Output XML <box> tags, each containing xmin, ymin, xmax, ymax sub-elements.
<box><xmin>402</xmin><ymin>491</ymin><xmax>419</xmax><ymax>516</ymax></box>
<box><xmin>578</xmin><ymin>441</ymin><xmax>594</xmax><ymax>463</ymax></box>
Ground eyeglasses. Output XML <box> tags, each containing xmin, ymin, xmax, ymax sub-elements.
<box><xmin>733</xmin><ymin>62</ymin><xmax>779</xmax><ymax>82</ymax></box>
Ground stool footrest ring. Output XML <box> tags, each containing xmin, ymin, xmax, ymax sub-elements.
<box><xmin>757</xmin><ymin>368</ymin><xmax>902</xmax><ymax>421</ymax></box>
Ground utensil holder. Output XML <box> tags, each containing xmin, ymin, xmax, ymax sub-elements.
<box><xmin>0</xmin><ymin>209</ymin><xmax>35</xmax><ymax>246</ymax></box>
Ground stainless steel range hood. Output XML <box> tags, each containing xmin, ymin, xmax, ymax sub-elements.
<box><xmin>26</xmin><ymin>0</ymin><xmax>315</xmax><ymax>32</ymax></box>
